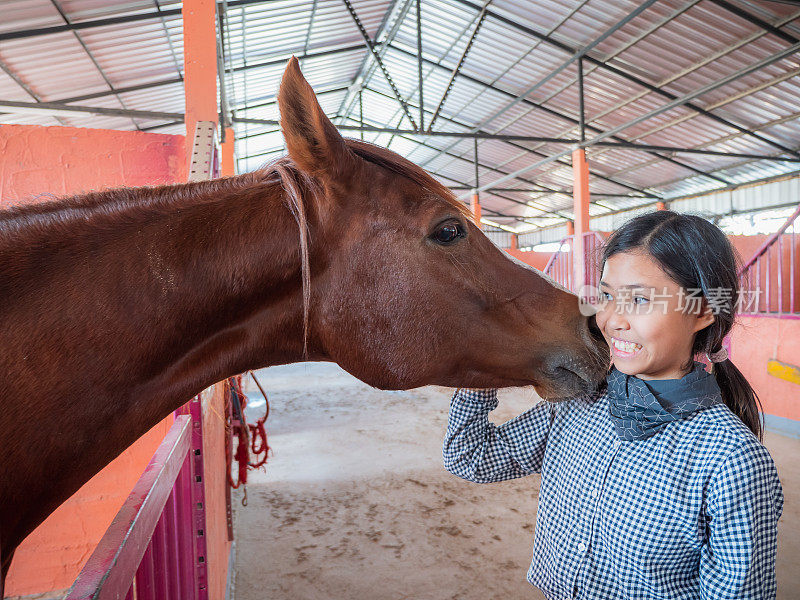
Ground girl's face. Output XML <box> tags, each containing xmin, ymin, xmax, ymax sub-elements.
<box><xmin>594</xmin><ymin>250</ymin><xmax>715</xmax><ymax>380</ymax></box>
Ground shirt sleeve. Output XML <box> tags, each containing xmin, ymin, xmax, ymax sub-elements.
<box><xmin>442</xmin><ymin>388</ymin><xmax>553</xmax><ymax>483</ymax></box>
<box><xmin>700</xmin><ymin>440</ymin><xmax>784</xmax><ymax>600</ymax></box>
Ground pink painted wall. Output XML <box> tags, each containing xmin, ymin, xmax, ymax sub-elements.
<box><xmin>0</xmin><ymin>123</ymin><xmax>187</xmax><ymax>207</ymax></box>
<box><xmin>2</xmin><ymin>123</ymin><xmax>187</xmax><ymax>597</ymax></box>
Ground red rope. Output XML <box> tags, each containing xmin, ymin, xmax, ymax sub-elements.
<box><xmin>225</xmin><ymin>374</ymin><xmax>270</xmax><ymax>489</ymax></box>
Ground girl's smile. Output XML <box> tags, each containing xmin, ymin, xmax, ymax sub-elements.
<box><xmin>610</xmin><ymin>337</ymin><xmax>643</xmax><ymax>358</ymax></box>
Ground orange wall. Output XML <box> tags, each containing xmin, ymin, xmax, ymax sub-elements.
<box><xmin>2</xmin><ymin>123</ymin><xmax>187</xmax><ymax>597</ymax></box>
<box><xmin>6</xmin><ymin>420</ymin><xmax>174</xmax><ymax>596</ymax></box>
<box><xmin>728</xmin><ymin>235</ymin><xmax>800</xmax><ymax>423</ymax></box>
<box><xmin>0</xmin><ymin>123</ymin><xmax>187</xmax><ymax>207</ymax></box>
<box><xmin>506</xmin><ymin>248</ymin><xmax>554</xmax><ymax>272</ymax></box>
<box><xmin>731</xmin><ymin>316</ymin><xmax>800</xmax><ymax>423</ymax></box>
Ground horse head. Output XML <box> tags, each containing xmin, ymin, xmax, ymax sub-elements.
<box><xmin>275</xmin><ymin>57</ymin><xmax>608</xmax><ymax>400</ymax></box>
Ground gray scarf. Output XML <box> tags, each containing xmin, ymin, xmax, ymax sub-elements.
<box><xmin>606</xmin><ymin>361</ymin><xmax>722</xmax><ymax>441</ymax></box>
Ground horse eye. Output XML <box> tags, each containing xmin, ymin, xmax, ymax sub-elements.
<box><xmin>432</xmin><ymin>221</ymin><xmax>465</xmax><ymax>245</ymax></box>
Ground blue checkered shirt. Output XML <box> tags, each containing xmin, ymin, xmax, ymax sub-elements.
<box><xmin>443</xmin><ymin>388</ymin><xmax>783</xmax><ymax>600</ymax></box>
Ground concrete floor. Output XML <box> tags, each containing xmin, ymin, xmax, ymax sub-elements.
<box><xmin>232</xmin><ymin>362</ymin><xmax>800</xmax><ymax>600</ymax></box>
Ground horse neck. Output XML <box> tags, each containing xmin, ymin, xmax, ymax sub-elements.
<box><xmin>0</xmin><ymin>169</ymin><xmax>318</xmax><ymax>551</ymax></box>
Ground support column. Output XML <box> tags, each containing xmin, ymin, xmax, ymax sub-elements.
<box><xmin>183</xmin><ymin>0</ymin><xmax>218</xmax><ymax>164</ymax></box>
<box><xmin>472</xmin><ymin>138</ymin><xmax>481</xmax><ymax>228</ymax></box>
<box><xmin>471</xmin><ymin>191</ymin><xmax>482</xmax><ymax>227</ymax></box>
<box><xmin>572</xmin><ymin>148</ymin><xmax>590</xmax><ymax>293</ymax></box>
<box><xmin>221</xmin><ymin>127</ymin><xmax>235</xmax><ymax>177</ymax></box>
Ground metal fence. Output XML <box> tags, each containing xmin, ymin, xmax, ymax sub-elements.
<box><xmin>65</xmin><ymin>398</ymin><xmax>209</xmax><ymax>600</ymax></box>
<box><xmin>737</xmin><ymin>204</ymin><xmax>800</xmax><ymax>317</ymax></box>
<box><xmin>543</xmin><ymin>232</ymin><xmax>607</xmax><ymax>296</ymax></box>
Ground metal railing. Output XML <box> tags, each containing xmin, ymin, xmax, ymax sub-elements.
<box><xmin>65</xmin><ymin>398</ymin><xmax>209</xmax><ymax>600</ymax></box>
<box><xmin>737</xmin><ymin>203</ymin><xmax>800</xmax><ymax>317</ymax></box>
<box><xmin>543</xmin><ymin>231</ymin><xmax>607</xmax><ymax>293</ymax></box>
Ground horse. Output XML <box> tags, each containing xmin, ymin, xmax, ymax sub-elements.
<box><xmin>0</xmin><ymin>57</ymin><xmax>608</xmax><ymax>588</ymax></box>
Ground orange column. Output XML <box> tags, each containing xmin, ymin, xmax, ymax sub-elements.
<box><xmin>572</xmin><ymin>148</ymin><xmax>590</xmax><ymax>293</ymax></box>
<box><xmin>183</xmin><ymin>0</ymin><xmax>218</xmax><ymax>163</ymax></box>
<box><xmin>656</xmin><ymin>201</ymin><xmax>666</xmax><ymax>211</ymax></box>
<box><xmin>471</xmin><ymin>192</ymin><xmax>482</xmax><ymax>228</ymax></box>
<box><xmin>221</xmin><ymin>127</ymin><xmax>235</xmax><ymax>177</ymax></box>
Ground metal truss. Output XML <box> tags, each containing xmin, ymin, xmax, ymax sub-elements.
<box><xmin>386</xmin><ymin>45</ymin><xmax>697</xmax><ymax>196</ymax></box>
<box><xmin>410</xmin><ymin>1</ymin><xmax>799</xmax><ymax>199</ymax></box>
<box><xmin>426</xmin><ymin>1</ymin><xmax>489</xmax><ymax>131</ymax></box>
<box><xmin>438</xmin><ymin>40</ymin><xmax>800</xmax><ymax>198</ymax></box>
<box><xmin>48</xmin><ymin>0</ymin><xmax>144</xmax><ymax>131</ymax></box>
<box><xmin>341</xmin><ymin>0</ymin><xmax>418</xmax><ymax>130</ymax></box>
<box><xmin>229</xmin><ymin>115</ymin><xmax>799</xmax><ymax>164</ymax></box>
<box><xmin>0</xmin><ymin>100</ymin><xmax>183</xmax><ymax>121</ymax></box>
<box><xmin>336</xmin><ymin>0</ymin><xmax>413</xmax><ymax>125</ymax></box>
<box><xmin>452</xmin><ymin>0</ymin><xmax>800</xmax><ymax>158</ymax></box>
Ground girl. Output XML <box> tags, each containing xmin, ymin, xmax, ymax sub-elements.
<box><xmin>443</xmin><ymin>210</ymin><xmax>783</xmax><ymax>599</ymax></box>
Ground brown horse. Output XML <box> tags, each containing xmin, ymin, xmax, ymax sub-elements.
<box><xmin>0</xmin><ymin>58</ymin><xmax>608</xmax><ymax>587</ymax></box>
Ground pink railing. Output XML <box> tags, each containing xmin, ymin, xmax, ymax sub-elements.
<box><xmin>737</xmin><ymin>203</ymin><xmax>800</xmax><ymax>317</ymax></box>
<box><xmin>65</xmin><ymin>398</ymin><xmax>209</xmax><ymax>600</ymax></box>
<box><xmin>543</xmin><ymin>231</ymin><xmax>607</xmax><ymax>294</ymax></box>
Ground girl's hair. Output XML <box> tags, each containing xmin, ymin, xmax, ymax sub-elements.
<box><xmin>600</xmin><ymin>209</ymin><xmax>763</xmax><ymax>440</ymax></box>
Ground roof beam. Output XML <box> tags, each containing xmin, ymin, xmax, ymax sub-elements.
<box><xmin>229</xmin><ymin>117</ymin><xmax>800</xmax><ymax>163</ymax></box>
<box><xmin>232</xmin><ymin>43</ymin><xmax>366</xmax><ymax>74</ymax></box>
<box><xmin>427</xmin><ymin>2</ymin><xmax>489</xmax><ymax>131</ymax></box>
<box><xmin>709</xmin><ymin>0</ymin><xmax>799</xmax><ymax>45</ymax></box>
<box><xmin>0</xmin><ymin>100</ymin><xmax>183</xmax><ymax>121</ymax></box>
<box><xmin>233</xmin><ymin>117</ymin><xmax>579</xmax><ymax>143</ymax></box>
<box><xmin>54</xmin><ymin>77</ymin><xmax>184</xmax><ymax>104</ymax></box>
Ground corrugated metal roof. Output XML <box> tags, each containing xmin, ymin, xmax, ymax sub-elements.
<box><xmin>1</xmin><ymin>0</ymin><xmax>798</xmax><ymax>234</ymax></box>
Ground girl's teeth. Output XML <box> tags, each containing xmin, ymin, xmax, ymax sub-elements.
<box><xmin>614</xmin><ymin>339</ymin><xmax>642</xmax><ymax>353</ymax></box>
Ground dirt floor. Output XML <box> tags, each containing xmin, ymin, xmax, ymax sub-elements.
<box><xmin>232</xmin><ymin>362</ymin><xmax>800</xmax><ymax>600</ymax></box>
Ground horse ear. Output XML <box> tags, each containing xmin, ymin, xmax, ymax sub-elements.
<box><xmin>278</xmin><ymin>57</ymin><xmax>356</xmax><ymax>181</ymax></box>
